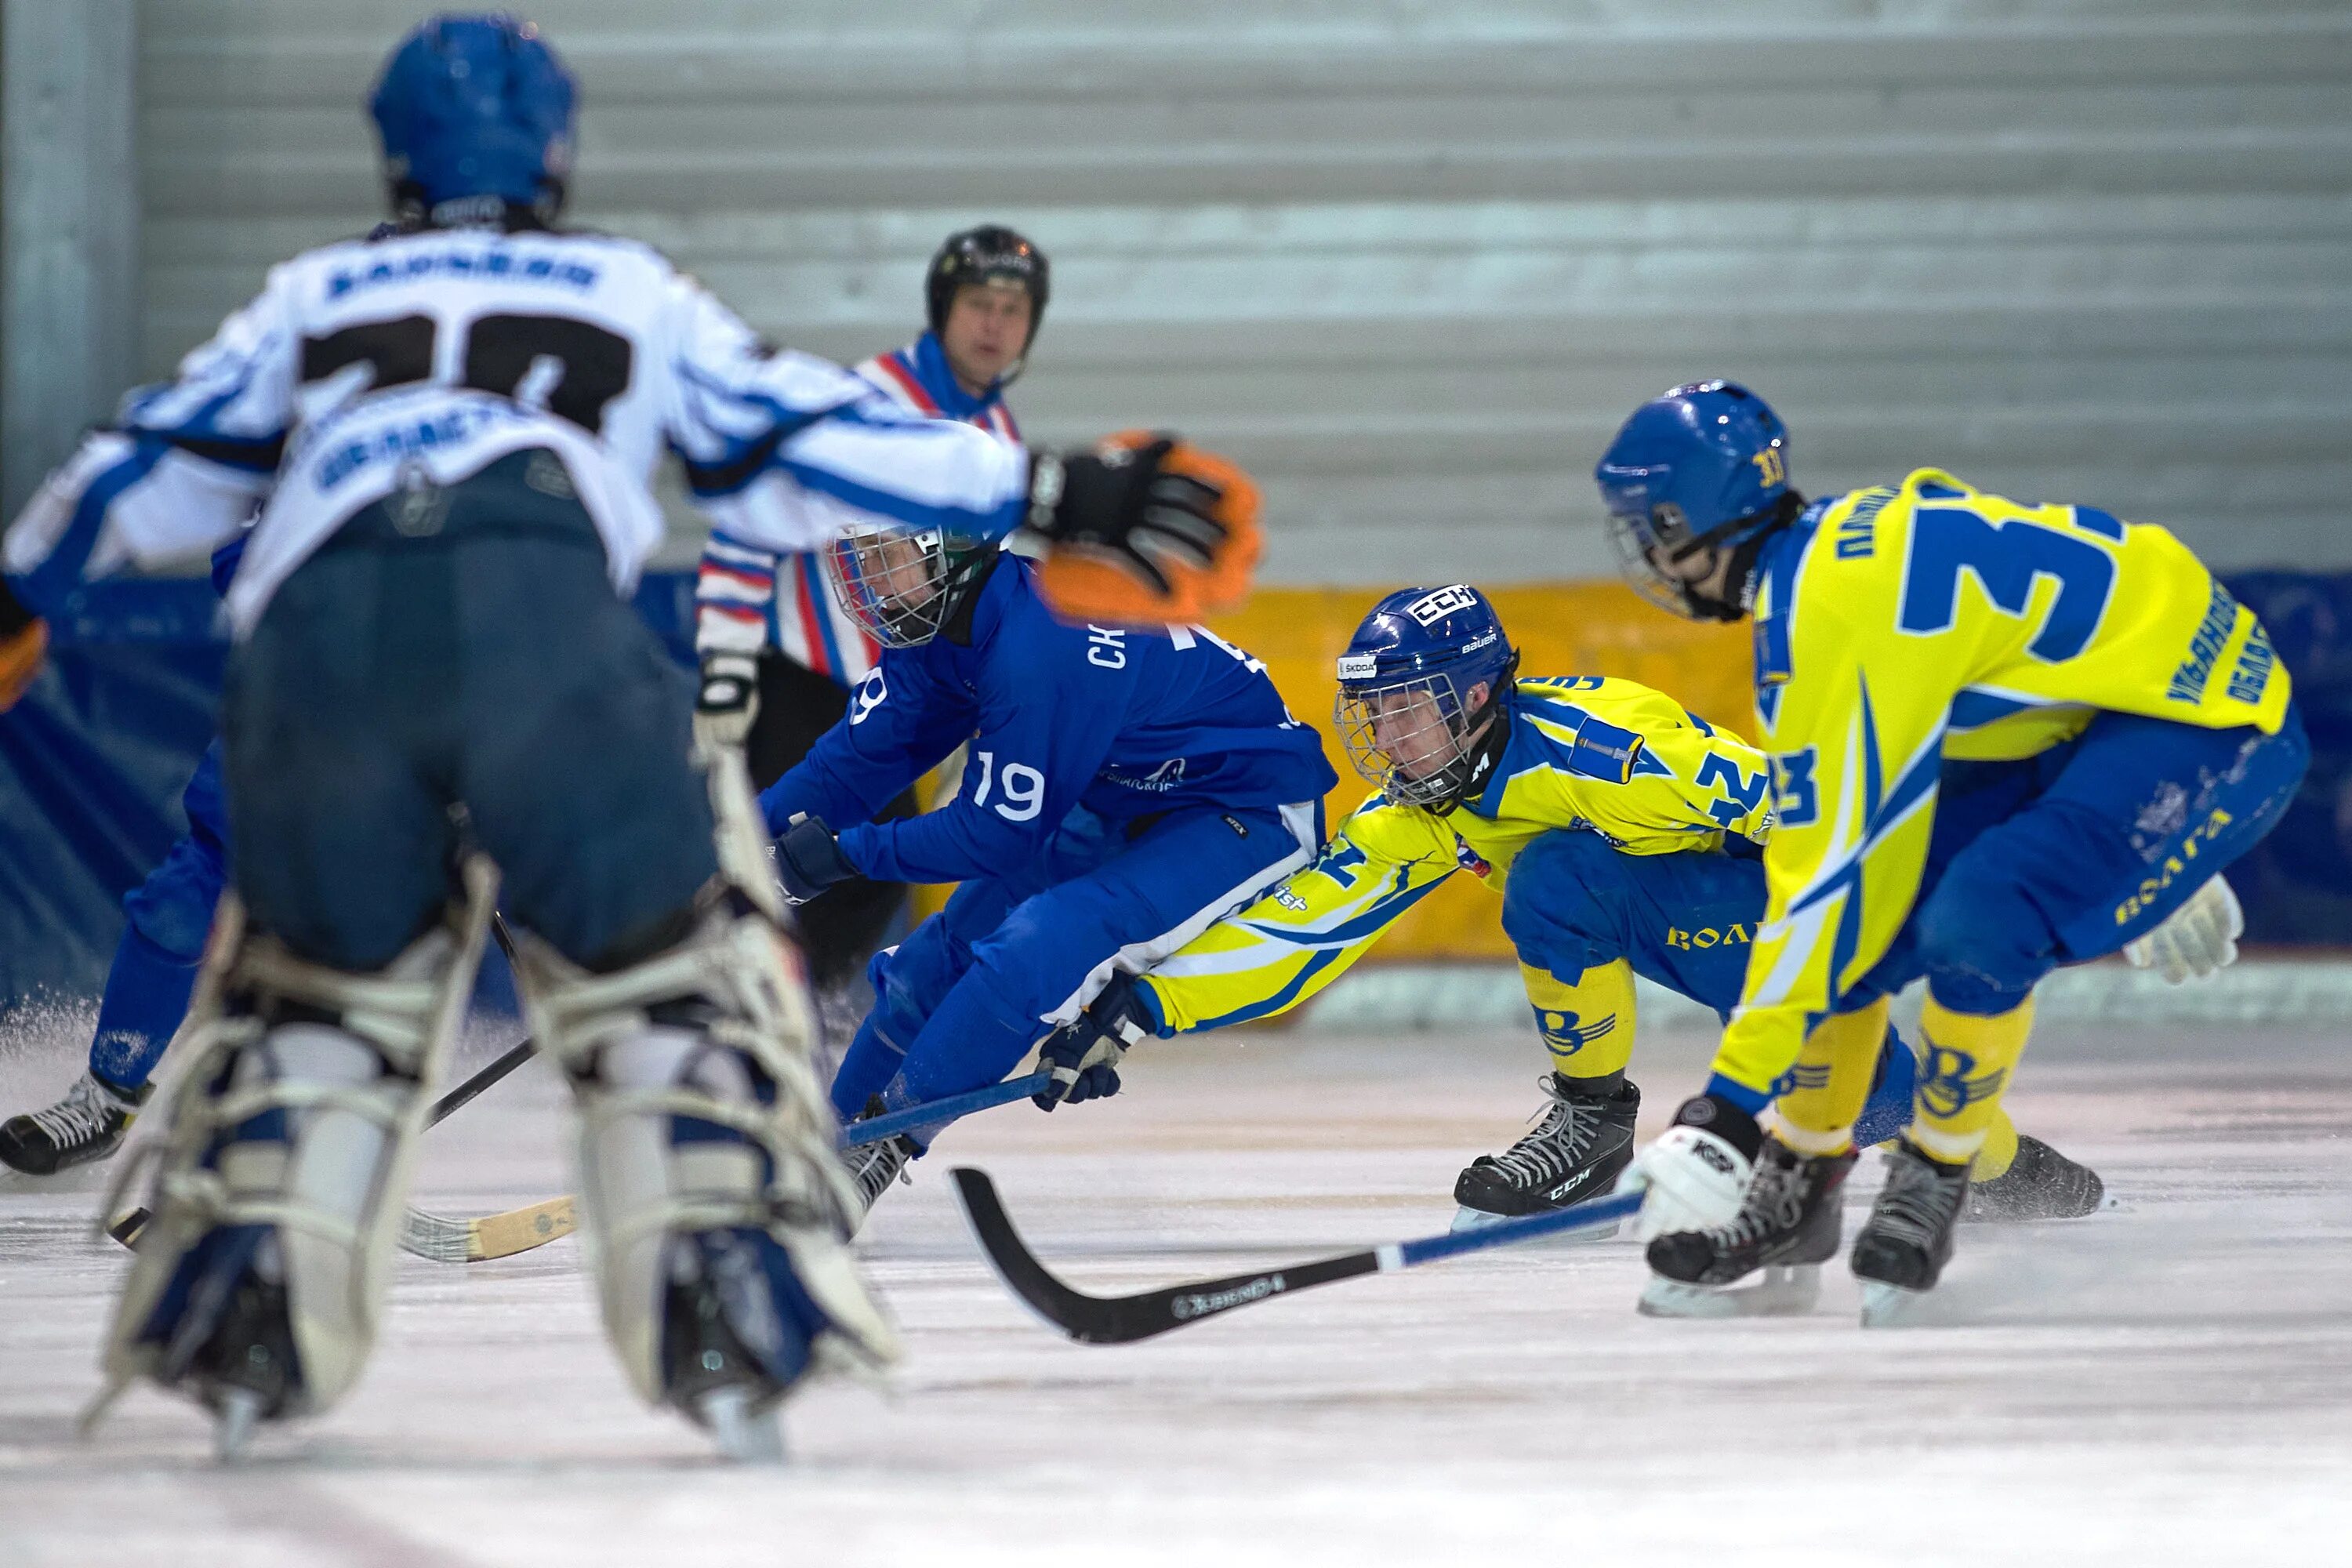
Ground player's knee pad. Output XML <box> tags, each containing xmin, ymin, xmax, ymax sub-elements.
<box><xmin>93</xmin><ymin>861</ymin><xmax>496</xmax><ymax>1435</ymax></box>
<box><xmin>508</xmin><ymin>893</ymin><xmax>898</xmax><ymax>1434</ymax></box>
<box><xmin>1499</xmin><ymin>832</ymin><xmax>1628</xmax><ymax>974</ymax></box>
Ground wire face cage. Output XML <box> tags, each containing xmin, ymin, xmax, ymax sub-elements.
<box><xmin>823</xmin><ymin>525</ymin><xmax>973</xmax><ymax>649</ymax></box>
<box><xmin>1334</xmin><ymin>669</ymin><xmax>1484</xmax><ymax>808</ymax></box>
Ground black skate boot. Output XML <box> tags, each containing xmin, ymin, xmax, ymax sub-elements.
<box><xmin>1963</xmin><ymin>1133</ymin><xmax>2104</xmax><ymax>1222</ymax></box>
<box><xmin>1852</xmin><ymin>1138</ymin><xmax>1973</xmax><ymax>1326</ymax></box>
<box><xmin>0</xmin><ymin>1072</ymin><xmax>149</xmax><ymax>1175</ymax></box>
<box><xmin>843</xmin><ymin>1100</ymin><xmax>914</xmax><ymax>1230</ymax></box>
<box><xmin>1640</xmin><ymin>1136</ymin><xmax>1857</xmax><ymax>1318</ymax></box>
<box><xmin>1452</xmin><ymin>1073</ymin><xmax>1639</xmax><ymax>1235</ymax></box>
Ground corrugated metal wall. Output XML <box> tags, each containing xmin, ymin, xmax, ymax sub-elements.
<box><xmin>141</xmin><ymin>1</ymin><xmax>2352</xmax><ymax>580</ymax></box>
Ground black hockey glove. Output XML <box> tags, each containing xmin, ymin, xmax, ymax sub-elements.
<box><xmin>1026</xmin><ymin>436</ymin><xmax>1229</xmax><ymax>598</ymax></box>
<box><xmin>775</xmin><ymin>813</ymin><xmax>855</xmax><ymax>906</ymax></box>
<box><xmin>1034</xmin><ymin>974</ymin><xmax>1157</xmax><ymax>1110</ymax></box>
<box><xmin>693</xmin><ymin>651</ymin><xmax>760</xmax><ymax>750</ymax></box>
<box><xmin>0</xmin><ymin>575</ymin><xmax>47</xmax><ymax>713</ymax></box>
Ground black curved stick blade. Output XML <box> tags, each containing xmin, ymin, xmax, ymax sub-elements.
<box><xmin>949</xmin><ymin>1166</ymin><xmax>1377</xmax><ymax>1345</ymax></box>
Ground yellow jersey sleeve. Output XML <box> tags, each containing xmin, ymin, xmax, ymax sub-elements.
<box><xmin>1139</xmin><ymin>792</ymin><xmax>1475</xmax><ymax>1033</ymax></box>
<box><xmin>1717</xmin><ymin>469</ymin><xmax>2292</xmax><ymax>1091</ymax></box>
<box><xmin>1467</xmin><ymin>678</ymin><xmax>1774</xmax><ymax>877</ymax></box>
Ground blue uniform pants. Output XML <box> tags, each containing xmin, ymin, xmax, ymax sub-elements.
<box><xmin>87</xmin><ymin>741</ymin><xmax>229</xmax><ymax>1091</ymax></box>
<box><xmin>833</xmin><ymin>801</ymin><xmax>1317</xmax><ymax>1134</ymax></box>
<box><xmin>1849</xmin><ymin>706</ymin><xmax>2308</xmax><ymax>1015</ymax></box>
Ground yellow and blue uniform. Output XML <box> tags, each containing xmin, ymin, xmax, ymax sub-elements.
<box><xmin>1143</xmin><ymin>674</ymin><xmax>1774</xmax><ymax>1078</ymax></box>
<box><xmin>1719</xmin><ymin>469</ymin><xmax>2307</xmax><ymax>1159</ymax></box>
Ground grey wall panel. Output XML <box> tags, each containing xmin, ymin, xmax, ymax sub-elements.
<box><xmin>139</xmin><ymin>2</ymin><xmax>2352</xmax><ymax>579</ymax></box>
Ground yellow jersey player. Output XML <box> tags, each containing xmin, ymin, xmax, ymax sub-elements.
<box><xmin>1036</xmin><ymin>585</ymin><xmax>2107</xmax><ymax>1244</ymax></box>
<box><xmin>1595</xmin><ymin>381</ymin><xmax>2307</xmax><ymax>1323</ymax></box>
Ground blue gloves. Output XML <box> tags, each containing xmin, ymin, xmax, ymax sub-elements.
<box><xmin>775</xmin><ymin>813</ymin><xmax>855</xmax><ymax>905</ymax></box>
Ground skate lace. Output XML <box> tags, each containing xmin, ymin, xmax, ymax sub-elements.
<box><xmin>24</xmin><ymin>1076</ymin><xmax>122</xmax><ymax>1150</ymax></box>
<box><xmin>1485</xmin><ymin>1076</ymin><xmax>1602</xmax><ymax>1185</ymax></box>
<box><xmin>1872</xmin><ymin>1150</ymin><xmax>1965</xmax><ymax>1250</ymax></box>
<box><xmin>1712</xmin><ymin>1151</ymin><xmax>1810</xmax><ymax>1248</ymax></box>
<box><xmin>849</xmin><ymin>1136</ymin><xmax>913</xmax><ymax>1207</ymax></box>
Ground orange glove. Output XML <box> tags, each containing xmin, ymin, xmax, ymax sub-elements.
<box><xmin>0</xmin><ymin>578</ymin><xmax>45</xmax><ymax>713</ymax></box>
<box><xmin>1026</xmin><ymin>431</ymin><xmax>1262</xmax><ymax>626</ymax></box>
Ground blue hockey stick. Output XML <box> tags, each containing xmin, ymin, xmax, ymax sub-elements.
<box><xmin>951</xmin><ymin>1167</ymin><xmax>1643</xmax><ymax>1344</ymax></box>
<box><xmin>839</xmin><ymin>1069</ymin><xmax>1054</xmax><ymax>1149</ymax></box>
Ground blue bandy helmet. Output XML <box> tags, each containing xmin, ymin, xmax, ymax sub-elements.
<box><xmin>1334</xmin><ymin>585</ymin><xmax>1519</xmax><ymax>812</ymax></box>
<box><xmin>369</xmin><ymin>14</ymin><xmax>577</xmax><ymax>223</ymax></box>
<box><xmin>1594</xmin><ymin>380</ymin><xmax>1798</xmax><ymax>621</ymax></box>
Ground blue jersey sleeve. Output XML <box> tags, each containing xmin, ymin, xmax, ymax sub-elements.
<box><xmin>757</xmin><ymin>658</ymin><xmax>970</xmax><ymax>837</ymax></box>
<box><xmin>837</xmin><ymin>614</ymin><xmax>1138</xmax><ymax>884</ymax></box>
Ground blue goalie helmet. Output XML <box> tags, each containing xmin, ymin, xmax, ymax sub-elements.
<box><xmin>1593</xmin><ymin>380</ymin><xmax>1797</xmax><ymax>620</ymax></box>
<box><xmin>369</xmin><ymin>14</ymin><xmax>578</xmax><ymax>223</ymax></box>
<box><xmin>1334</xmin><ymin>585</ymin><xmax>1519</xmax><ymax>812</ymax></box>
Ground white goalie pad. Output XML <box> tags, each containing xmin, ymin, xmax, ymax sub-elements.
<box><xmin>506</xmin><ymin>895</ymin><xmax>898</xmax><ymax>1429</ymax></box>
<box><xmin>91</xmin><ymin>860</ymin><xmax>496</xmax><ymax>1436</ymax></box>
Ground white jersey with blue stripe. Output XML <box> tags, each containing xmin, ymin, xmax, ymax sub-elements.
<box><xmin>2</xmin><ymin>226</ymin><xmax>1030</xmax><ymax>635</ymax></box>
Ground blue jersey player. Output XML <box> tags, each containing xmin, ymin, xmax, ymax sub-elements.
<box><xmin>759</xmin><ymin>521</ymin><xmax>1336</xmax><ymax>1218</ymax></box>
<box><xmin>0</xmin><ymin>539</ymin><xmax>245</xmax><ymax>1175</ymax></box>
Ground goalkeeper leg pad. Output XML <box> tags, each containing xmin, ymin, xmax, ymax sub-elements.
<box><xmin>512</xmin><ymin>896</ymin><xmax>898</xmax><ymax>1461</ymax></box>
<box><xmin>91</xmin><ymin>862</ymin><xmax>494</xmax><ymax>1454</ymax></box>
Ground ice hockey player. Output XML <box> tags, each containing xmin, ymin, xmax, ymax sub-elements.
<box><xmin>690</xmin><ymin>226</ymin><xmax>1045</xmax><ymax>982</ymax></box>
<box><xmin>0</xmin><ymin>13</ymin><xmax>1253</xmax><ymax>1457</ymax></box>
<box><xmin>0</xmin><ymin>539</ymin><xmax>243</xmax><ymax>1175</ymax></box>
<box><xmin>757</xmin><ymin>527</ymin><xmax>1338</xmax><ymax>1219</ymax></box>
<box><xmin>1596</xmin><ymin>380</ymin><xmax>2306</xmax><ymax>1323</ymax></box>
<box><xmin>1041</xmin><ymin>584</ymin><xmax>2111</xmax><ymax>1250</ymax></box>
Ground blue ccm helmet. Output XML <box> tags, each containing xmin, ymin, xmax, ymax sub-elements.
<box><xmin>369</xmin><ymin>14</ymin><xmax>578</xmax><ymax>226</ymax></box>
<box><xmin>1334</xmin><ymin>585</ymin><xmax>1519</xmax><ymax>813</ymax></box>
<box><xmin>1593</xmin><ymin>380</ymin><xmax>1798</xmax><ymax>622</ymax></box>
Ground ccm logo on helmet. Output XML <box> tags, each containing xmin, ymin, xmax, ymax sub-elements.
<box><xmin>1406</xmin><ymin>585</ymin><xmax>1479</xmax><ymax>625</ymax></box>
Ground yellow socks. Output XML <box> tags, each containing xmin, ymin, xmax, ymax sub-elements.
<box><xmin>1909</xmin><ymin>992</ymin><xmax>2035</xmax><ymax>1165</ymax></box>
<box><xmin>1772</xmin><ymin>999</ymin><xmax>1889</xmax><ymax>1156</ymax></box>
<box><xmin>1521</xmin><ymin>958</ymin><xmax>1635</xmax><ymax>1080</ymax></box>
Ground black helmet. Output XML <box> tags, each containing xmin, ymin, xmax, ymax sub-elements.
<box><xmin>926</xmin><ymin>224</ymin><xmax>1049</xmax><ymax>348</ymax></box>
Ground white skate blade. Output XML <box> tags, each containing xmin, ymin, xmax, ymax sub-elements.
<box><xmin>1638</xmin><ymin>1263</ymin><xmax>1821</xmax><ymax>1319</ymax></box>
<box><xmin>1857</xmin><ymin>1279</ymin><xmax>1922</xmax><ymax>1327</ymax></box>
<box><xmin>213</xmin><ymin>1388</ymin><xmax>266</xmax><ymax>1461</ymax></box>
<box><xmin>1450</xmin><ymin>1206</ymin><xmax>1621</xmax><ymax>1243</ymax></box>
<box><xmin>699</xmin><ymin>1386</ymin><xmax>784</xmax><ymax>1465</ymax></box>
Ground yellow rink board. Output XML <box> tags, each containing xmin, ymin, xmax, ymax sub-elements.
<box><xmin>912</xmin><ymin>580</ymin><xmax>1751</xmax><ymax>961</ymax></box>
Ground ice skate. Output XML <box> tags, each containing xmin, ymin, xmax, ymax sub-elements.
<box><xmin>1853</xmin><ymin>1138</ymin><xmax>1973</xmax><ymax>1327</ymax></box>
<box><xmin>1963</xmin><ymin>1133</ymin><xmax>2105</xmax><ymax>1222</ymax></box>
<box><xmin>1639</xmin><ymin>1137</ymin><xmax>1856</xmax><ymax>1318</ymax></box>
<box><xmin>0</xmin><ymin>1071</ymin><xmax>149</xmax><ymax>1175</ymax></box>
<box><xmin>843</xmin><ymin>1109</ymin><xmax>916</xmax><ymax>1230</ymax></box>
<box><xmin>1452</xmin><ymin>1073</ymin><xmax>1639</xmax><ymax>1237</ymax></box>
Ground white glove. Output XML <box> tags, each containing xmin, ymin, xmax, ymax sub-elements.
<box><xmin>693</xmin><ymin>651</ymin><xmax>760</xmax><ymax>751</ymax></box>
<box><xmin>2125</xmin><ymin>874</ymin><xmax>2243</xmax><ymax>985</ymax></box>
<box><xmin>1616</xmin><ymin>1123</ymin><xmax>1754</xmax><ymax>1241</ymax></box>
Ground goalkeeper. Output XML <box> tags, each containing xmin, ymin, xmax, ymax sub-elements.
<box><xmin>1044</xmin><ymin>585</ymin><xmax>2163</xmax><ymax>1231</ymax></box>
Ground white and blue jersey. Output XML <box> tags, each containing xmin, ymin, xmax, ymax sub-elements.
<box><xmin>2</xmin><ymin>227</ymin><xmax>1031</xmax><ymax>633</ymax></box>
<box><xmin>694</xmin><ymin>329</ymin><xmax>1022</xmax><ymax>687</ymax></box>
<box><xmin>758</xmin><ymin>553</ymin><xmax>1337</xmax><ymax>886</ymax></box>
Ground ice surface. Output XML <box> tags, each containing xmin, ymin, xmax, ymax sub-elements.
<box><xmin>3</xmin><ymin>1011</ymin><xmax>2349</xmax><ymax>1566</ymax></box>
